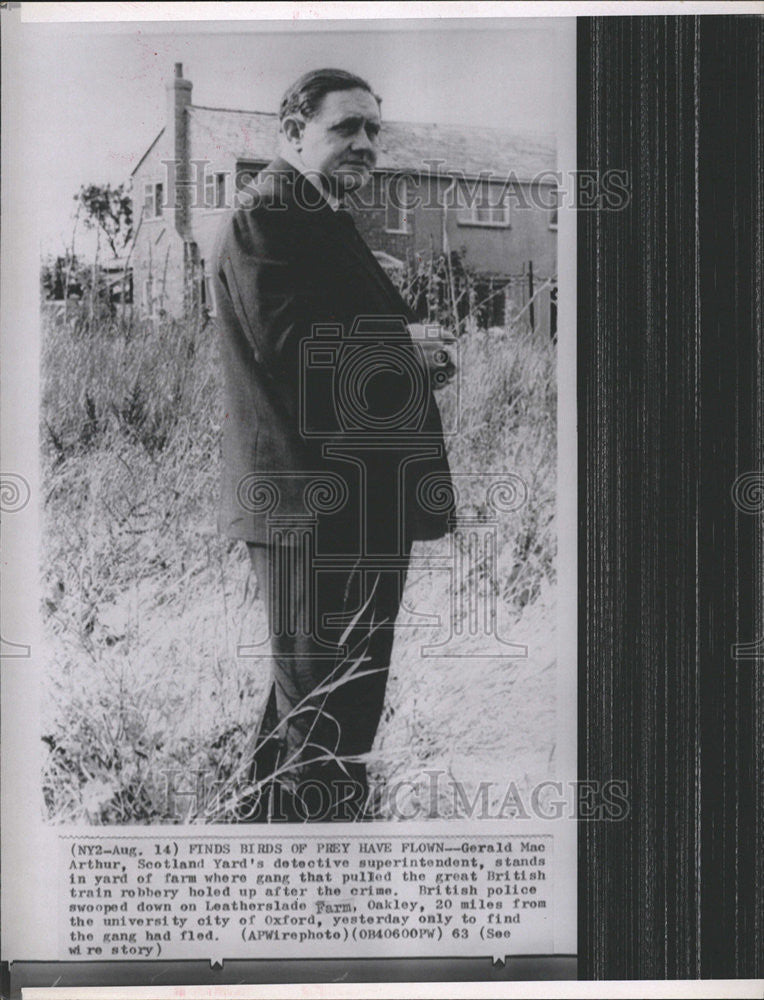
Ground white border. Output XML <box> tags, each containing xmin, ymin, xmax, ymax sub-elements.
<box><xmin>0</xmin><ymin>0</ymin><xmax>579</xmax><ymax>972</ymax></box>
<box><xmin>18</xmin><ymin>2</ymin><xmax>764</xmax><ymax>23</ymax></box>
<box><xmin>18</xmin><ymin>979</ymin><xmax>764</xmax><ymax>999</ymax></box>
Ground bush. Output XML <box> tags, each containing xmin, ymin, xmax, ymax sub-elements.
<box><xmin>41</xmin><ymin>294</ymin><xmax>556</xmax><ymax>824</ymax></box>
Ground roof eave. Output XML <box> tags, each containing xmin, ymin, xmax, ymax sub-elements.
<box><xmin>130</xmin><ymin>127</ymin><xmax>166</xmax><ymax>178</ymax></box>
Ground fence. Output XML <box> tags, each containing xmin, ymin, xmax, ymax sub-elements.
<box><xmin>395</xmin><ymin>254</ymin><xmax>557</xmax><ymax>338</ymax></box>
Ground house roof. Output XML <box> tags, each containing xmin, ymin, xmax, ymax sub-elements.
<box><xmin>131</xmin><ymin>128</ymin><xmax>165</xmax><ymax>177</ymax></box>
<box><xmin>187</xmin><ymin>105</ymin><xmax>556</xmax><ymax>181</ymax></box>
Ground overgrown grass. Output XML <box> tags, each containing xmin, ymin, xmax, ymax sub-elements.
<box><xmin>41</xmin><ymin>301</ymin><xmax>557</xmax><ymax>824</ymax></box>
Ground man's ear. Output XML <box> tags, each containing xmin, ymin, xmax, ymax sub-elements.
<box><xmin>281</xmin><ymin>115</ymin><xmax>304</xmax><ymax>151</ymax></box>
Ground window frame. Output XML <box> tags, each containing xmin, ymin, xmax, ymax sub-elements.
<box><xmin>143</xmin><ymin>182</ymin><xmax>154</xmax><ymax>219</ymax></box>
<box><xmin>142</xmin><ymin>180</ymin><xmax>163</xmax><ymax>221</ymax></box>
<box><xmin>384</xmin><ymin>174</ymin><xmax>412</xmax><ymax>234</ymax></box>
<box><xmin>548</xmin><ymin>186</ymin><xmax>559</xmax><ymax>230</ymax></box>
<box><xmin>456</xmin><ymin>179</ymin><xmax>511</xmax><ymax>229</ymax></box>
<box><xmin>204</xmin><ymin>170</ymin><xmax>227</xmax><ymax>210</ymax></box>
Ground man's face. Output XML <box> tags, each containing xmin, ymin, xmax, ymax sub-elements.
<box><xmin>295</xmin><ymin>87</ymin><xmax>381</xmax><ymax>193</ymax></box>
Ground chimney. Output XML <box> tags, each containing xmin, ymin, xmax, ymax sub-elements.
<box><xmin>166</xmin><ymin>62</ymin><xmax>192</xmax><ymax>238</ymax></box>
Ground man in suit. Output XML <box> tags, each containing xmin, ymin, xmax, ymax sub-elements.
<box><xmin>213</xmin><ymin>69</ymin><xmax>454</xmax><ymax>822</ymax></box>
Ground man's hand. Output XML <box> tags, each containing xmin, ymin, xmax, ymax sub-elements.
<box><xmin>408</xmin><ymin>323</ymin><xmax>458</xmax><ymax>390</ymax></box>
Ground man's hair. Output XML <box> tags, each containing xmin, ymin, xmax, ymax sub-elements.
<box><xmin>278</xmin><ymin>68</ymin><xmax>380</xmax><ymax>123</ymax></box>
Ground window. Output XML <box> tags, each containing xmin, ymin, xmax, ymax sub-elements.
<box><xmin>548</xmin><ymin>187</ymin><xmax>558</xmax><ymax>230</ymax></box>
<box><xmin>457</xmin><ymin>181</ymin><xmax>510</xmax><ymax>227</ymax></box>
<box><xmin>385</xmin><ymin>175</ymin><xmax>411</xmax><ymax>233</ymax></box>
<box><xmin>143</xmin><ymin>181</ymin><xmax>163</xmax><ymax>220</ymax></box>
<box><xmin>204</xmin><ymin>171</ymin><xmax>227</xmax><ymax>210</ymax></box>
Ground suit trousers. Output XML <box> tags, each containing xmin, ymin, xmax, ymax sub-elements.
<box><xmin>243</xmin><ymin>523</ymin><xmax>412</xmax><ymax>822</ymax></box>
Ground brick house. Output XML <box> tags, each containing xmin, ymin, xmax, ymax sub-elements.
<box><xmin>131</xmin><ymin>64</ymin><xmax>558</xmax><ymax>332</ymax></box>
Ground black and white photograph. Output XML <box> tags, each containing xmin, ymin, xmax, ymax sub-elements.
<box><xmin>1</xmin><ymin>2</ymin><xmax>578</xmax><ymax>979</ymax></box>
<box><xmin>3</xmin><ymin>2</ymin><xmax>760</xmax><ymax>997</ymax></box>
<box><xmin>0</xmin><ymin>1</ymin><xmax>579</xmax><ymax>980</ymax></box>
<box><xmin>30</xmin><ymin>17</ymin><xmax>573</xmax><ymax>827</ymax></box>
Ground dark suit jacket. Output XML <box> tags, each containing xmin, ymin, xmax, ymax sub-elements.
<box><xmin>212</xmin><ymin>158</ymin><xmax>454</xmax><ymax>547</ymax></box>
